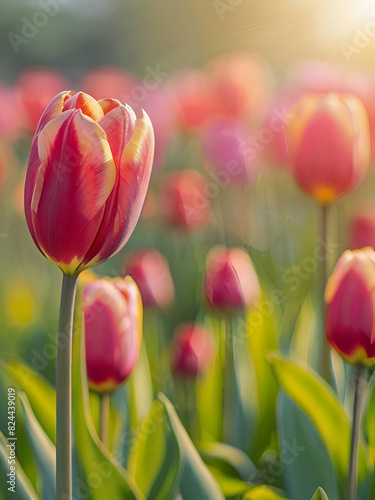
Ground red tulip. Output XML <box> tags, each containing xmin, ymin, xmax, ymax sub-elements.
<box><xmin>124</xmin><ymin>250</ymin><xmax>174</xmax><ymax>309</ymax></box>
<box><xmin>168</xmin><ymin>70</ymin><xmax>217</xmax><ymax>132</ymax></box>
<box><xmin>80</xmin><ymin>66</ymin><xmax>138</xmax><ymax>102</ymax></box>
<box><xmin>325</xmin><ymin>248</ymin><xmax>375</xmax><ymax>365</ymax></box>
<box><xmin>204</xmin><ymin>246</ymin><xmax>260</xmax><ymax>312</ymax></box>
<box><xmin>84</xmin><ymin>276</ymin><xmax>142</xmax><ymax>393</ymax></box>
<box><xmin>286</xmin><ymin>92</ymin><xmax>370</xmax><ymax>204</ymax></box>
<box><xmin>202</xmin><ymin>120</ymin><xmax>258</xmax><ymax>184</ymax></box>
<box><xmin>160</xmin><ymin>169</ymin><xmax>212</xmax><ymax>231</ymax></box>
<box><xmin>171</xmin><ymin>323</ymin><xmax>215</xmax><ymax>378</ymax></box>
<box><xmin>349</xmin><ymin>207</ymin><xmax>375</xmax><ymax>250</ymax></box>
<box><xmin>207</xmin><ymin>52</ymin><xmax>272</xmax><ymax>124</ymax></box>
<box><xmin>18</xmin><ymin>69</ymin><xmax>71</xmax><ymax>133</ymax></box>
<box><xmin>24</xmin><ymin>90</ymin><xmax>154</xmax><ymax>275</ymax></box>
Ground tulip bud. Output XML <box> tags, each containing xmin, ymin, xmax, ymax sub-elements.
<box><xmin>325</xmin><ymin>248</ymin><xmax>375</xmax><ymax>365</ymax></box>
<box><xmin>207</xmin><ymin>52</ymin><xmax>272</xmax><ymax>123</ymax></box>
<box><xmin>204</xmin><ymin>246</ymin><xmax>260</xmax><ymax>312</ymax></box>
<box><xmin>349</xmin><ymin>207</ymin><xmax>375</xmax><ymax>250</ymax></box>
<box><xmin>124</xmin><ymin>250</ymin><xmax>174</xmax><ymax>309</ymax></box>
<box><xmin>202</xmin><ymin>120</ymin><xmax>258</xmax><ymax>184</ymax></box>
<box><xmin>160</xmin><ymin>169</ymin><xmax>212</xmax><ymax>231</ymax></box>
<box><xmin>24</xmin><ymin>91</ymin><xmax>154</xmax><ymax>275</ymax></box>
<box><xmin>84</xmin><ymin>276</ymin><xmax>142</xmax><ymax>393</ymax></box>
<box><xmin>286</xmin><ymin>92</ymin><xmax>370</xmax><ymax>204</ymax></box>
<box><xmin>171</xmin><ymin>323</ymin><xmax>214</xmax><ymax>378</ymax></box>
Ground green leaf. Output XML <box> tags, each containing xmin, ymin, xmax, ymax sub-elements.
<box><xmin>0</xmin><ymin>432</ymin><xmax>38</xmax><ymax>500</ymax></box>
<box><xmin>277</xmin><ymin>394</ymin><xmax>340</xmax><ymax>500</ymax></box>
<box><xmin>157</xmin><ymin>393</ymin><xmax>225</xmax><ymax>500</ymax></box>
<box><xmin>243</xmin><ymin>485</ymin><xmax>290</xmax><ymax>499</ymax></box>
<box><xmin>311</xmin><ymin>487</ymin><xmax>329</xmax><ymax>500</ymax></box>
<box><xmin>246</xmin><ymin>301</ymin><xmax>279</xmax><ymax>457</ymax></box>
<box><xmin>196</xmin><ymin>314</ymin><xmax>224</xmax><ymax>442</ymax></box>
<box><xmin>199</xmin><ymin>441</ymin><xmax>257</xmax><ymax>481</ymax></box>
<box><xmin>18</xmin><ymin>392</ymin><xmax>56</xmax><ymax>500</ymax></box>
<box><xmin>207</xmin><ymin>466</ymin><xmax>251</xmax><ymax>497</ymax></box>
<box><xmin>72</xmin><ymin>285</ymin><xmax>143</xmax><ymax>500</ymax></box>
<box><xmin>268</xmin><ymin>354</ymin><xmax>368</xmax><ymax>482</ymax></box>
<box><xmin>128</xmin><ymin>399</ymin><xmax>181</xmax><ymax>500</ymax></box>
<box><xmin>0</xmin><ymin>358</ymin><xmax>56</xmax><ymax>444</ymax></box>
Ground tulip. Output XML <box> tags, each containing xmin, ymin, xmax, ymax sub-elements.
<box><xmin>24</xmin><ymin>90</ymin><xmax>154</xmax><ymax>500</ymax></box>
<box><xmin>204</xmin><ymin>246</ymin><xmax>260</xmax><ymax>312</ymax></box>
<box><xmin>325</xmin><ymin>247</ymin><xmax>374</xmax><ymax>500</ymax></box>
<box><xmin>349</xmin><ymin>207</ymin><xmax>375</xmax><ymax>250</ymax></box>
<box><xmin>24</xmin><ymin>90</ymin><xmax>154</xmax><ymax>275</ymax></box>
<box><xmin>202</xmin><ymin>120</ymin><xmax>258</xmax><ymax>184</ymax></box>
<box><xmin>286</xmin><ymin>92</ymin><xmax>370</xmax><ymax>204</ymax></box>
<box><xmin>168</xmin><ymin>70</ymin><xmax>217</xmax><ymax>132</ymax></box>
<box><xmin>18</xmin><ymin>69</ymin><xmax>71</xmax><ymax>133</ymax></box>
<box><xmin>125</xmin><ymin>250</ymin><xmax>174</xmax><ymax>309</ymax></box>
<box><xmin>0</xmin><ymin>83</ymin><xmax>23</xmax><ymax>138</ymax></box>
<box><xmin>84</xmin><ymin>276</ymin><xmax>142</xmax><ymax>393</ymax></box>
<box><xmin>80</xmin><ymin>66</ymin><xmax>138</xmax><ymax>102</ymax></box>
<box><xmin>171</xmin><ymin>323</ymin><xmax>214</xmax><ymax>378</ymax></box>
<box><xmin>161</xmin><ymin>169</ymin><xmax>212</xmax><ymax>231</ymax></box>
<box><xmin>325</xmin><ymin>248</ymin><xmax>375</xmax><ymax>365</ymax></box>
<box><xmin>207</xmin><ymin>52</ymin><xmax>272</xmax><ymax>124</ymax></box>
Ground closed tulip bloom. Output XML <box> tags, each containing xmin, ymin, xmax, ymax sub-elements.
<box><xmin>171</xmin><ymin>323</ymin><xmax>215</xmax><ymax>378</ymax></box>
<box><xmin>286</xmin><ymin>92</ymin><xmax>370</xmax><ymax>204</ymax></box>
<box><xmin>349</xmin><ymin>208</ymin><xmax>375</xmax><ymax>250</ymax></box>
<box><xmin>125</xmin><ymin>250</ymin><xmax>174</xmax><ymax>309</ymax></box>
<box><xmin>84</xmin><ymin>276</ymin><xmax>142</xmax><ymax>393</ymax></box>
<box><xmin>204</xmin><ymin>246</ymin><xmax>260</xmax><ymax>312</ymax></box>
<box><xmin>161</xmin><ymin>169</ymin><xmax>212</xmax><ymax>231</ymax></box>
<box><xmin>24</xmin><ymin>90</ymin><xmax>154</xmax><ymax>275</ymax></box>
<box><xmin>325</xmin><ymin>248</ymin><xmax>375</xmax><ymax>365</ymax></box>
<box><xmin>202</xmin><ymin>120</ymin><xmax>258</xmax><ymax>184</ymax></box>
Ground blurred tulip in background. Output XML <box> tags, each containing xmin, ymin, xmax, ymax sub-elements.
<box><xmin>124</xmin><ymin>250</ymin><xmax>174</xmax><ymax>309</ymax></box>
<box><xmin>84</xmin><ymin>276</ymin><xmax>143</xmax><ymax>393</ymax></box>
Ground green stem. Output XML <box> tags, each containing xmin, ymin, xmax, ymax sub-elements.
<box><xmin>223</xmin><ymin>316</ymin><xmax>234</xmax><ymax>443</ymax></box>
<box><xmin>348</xmin><ymin>365</ymin><xmax>366</xmax><ymax>500</ymax></box>
<box><xmin>100</xmin><ymin>393</ymin><xmax>110</xmax><ymax>448</ymax></box>
<box><xmin>320</xmin><ymin>204</ymin><xmax>331</xmax><ymax>384</ymax></box>
<box><xmin>56</xmin><ymin>273</ymin><xmax>78</xmax><ymax>500</ymax></box>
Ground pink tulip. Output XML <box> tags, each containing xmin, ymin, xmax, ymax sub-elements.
<box><xmin>142</xmin><ymin>87</ymin><xmax>177</xmax><ymax>169</ymax></box>
<box><xmin>349</xmin><ymin>207</ymin><xmax>375</xmax><ymax>250</ymax></box>
<box><xmin>167</xmin><ymin>70</ymin><xmax>217</xmax><ymax>132</ymax></box>
<box><xmin>18</xmin><ymin>69</ymin><xmax>71</xmax><ymax>133</ymax></box>
<box><xmin>171</xmin><ymin>323</ymin><xmax>215</xmax><ymax>378</ymax></box>
<box><xmin>325</xmin><ymin>248</ymin><xmax>375</xmax><ymax>365</ymax></box>
<box><xmin>84</xmin><ymin>276</ymin><xmax>142</xmax><ymax>393</ymax></box>
<box><xmin>204</xmin><ymin>246</ymin><xmax>260</xmax><ymax>312</ymax></box>
<box><xmin>24</xmin><ymin>91</ymin><xmax>154</xmax><ymax>275</ymax></box>
<box><xmin>286</xmin><ymin>92</ymin><xmax>370</xmax><ymax>204</ymax></box>
<box><xmin>202</xmin><ymin>120</ymin><xmax>258</xmax><ymax>184</ymax></box>
<box><xmin>0</xmin><ymin>83</ymin><xmax>23</xmax><ymax>138</ymax></box>
<box><xmin>124</xmin><ymin>250</ymin><xmax>174</xmax><ymax>309</ymax></box>
<box><xmin>160</xmin><ymin>169</ymin><xmax>212</xmax><ymax>231</ymax></box>
<box><xmin>207</xmin><ymin>52</ymin><xmax>272</xmax><ymax>124</ymax></box>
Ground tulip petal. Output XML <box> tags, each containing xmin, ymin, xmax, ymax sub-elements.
<box><xmin>29</xmin><ymin>110</ymin><xmax>116</xmax><ymax>274</ymax></box>
<box><xmin>63</xmin><ymin>91</ymin><xmax>104</xmax><ymax>122</ymax></box>
<box><xmin>83</xmin><ymin>109</ymin><xmax>154</xmax><ymax>266</ymax></box>
<box><xmin>98</xmin><ymin>98</ymin><xmax>123</xmax><ymax>114</ymax></box>
<box><xmin>35</xmin><ymin>90</ymin><xmax>74</xmax><ymax>134</ymax></box>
